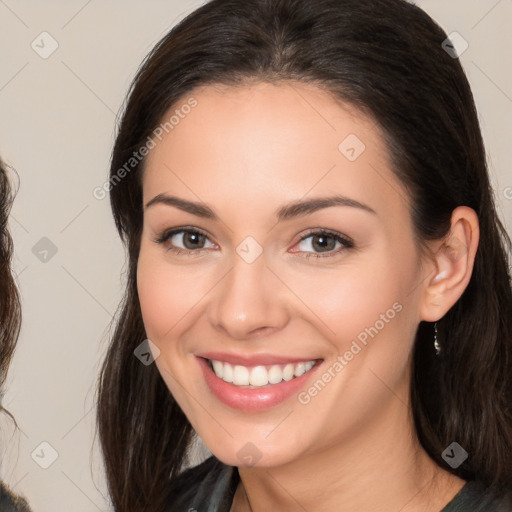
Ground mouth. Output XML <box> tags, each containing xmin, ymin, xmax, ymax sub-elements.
<box><xmin>196</xmin><ymin>355</ymin><xmax>324</xmax><ymax>411</ymax></box>
<box><xmin>205</xmin><ymin>358</ymin><xmax>319</xmax><ymax>388</ymax></box>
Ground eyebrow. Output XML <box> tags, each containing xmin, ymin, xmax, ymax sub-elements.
<box><xmin>145</xmin><ymin>193</ymin><xmax>377</xmax><ymax>221</ymax></box>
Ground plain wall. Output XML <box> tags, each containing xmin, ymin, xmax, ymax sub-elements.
<box><xmin>0</xmin><ymin>1</ymin><xmax>510</xmax><ymax>510</ymax></box>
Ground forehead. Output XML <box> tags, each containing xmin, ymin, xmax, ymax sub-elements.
<box><xmin>142</xmin><ymin>81</ymin><xmax>409</xmax><ymax>220</ymax></box>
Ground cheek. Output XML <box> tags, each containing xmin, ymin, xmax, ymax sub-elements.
<box><xmin>281</xmin><ymin>259</ymin><xmax>406</xmax><ymax>344</ymax></box>
<box><xmin>136</xmin><ymin>247</ymin><xmax>205</xmax><ymax>340</ymax></box>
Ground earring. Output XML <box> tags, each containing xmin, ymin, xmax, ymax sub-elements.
<box><xmin>434</xmin><ymin>322</ymin><xmax>441</xmax><ymax>356</ymax></box>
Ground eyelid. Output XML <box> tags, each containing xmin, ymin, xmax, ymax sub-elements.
<box><xmin>296</xmin><ymin>228</ymin><xmax>353</xmax><ymax>245</ymax></box>
<box><xmin>153</xmin><ymin>226</ymin><xmax>217</xmax><ymax>252</ymax></box>
<box><xmin>154</xmin><ymin>225</ymin><xmax>211</xmax><ymax>242</ymax></box>
<box><xmin>291</xmin><ymin>228</ymin><xmax>354</xmax><ymax>258</ymax></box>
<box><xmin>153</xmin><ymin>226</ymin><xmax>354</xmax><ymax>258</ymax></box>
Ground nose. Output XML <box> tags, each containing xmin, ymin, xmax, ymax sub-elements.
<box><xmin>208</xmin><ymin>251</ymin><xmax>290</xmax><ymax>340</ymax></box>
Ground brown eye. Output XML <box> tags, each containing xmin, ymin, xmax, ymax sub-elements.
<box><xmin>154</xmin><ymin>228</ymin><xmax>216</xmax><ymax>254</ymax></box>
<box><xmin>180</xmin><ymin>231</ymin><xmax>207</xmax><ymax>249</ymax></box>
<box><xmin>311</xmin><ymin>234</ymin><xmax>337</xmax><ymax>252</ymax></box>
<box><xmin>294</xmin><ymin>230</ymin><xmax>354</xmax><ymax>258</ymax></box>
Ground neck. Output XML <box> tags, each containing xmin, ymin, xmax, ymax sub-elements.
<box><xmin>232</xmin><ymin>383</ymin><xmax>465</xmax><ymax>512</ymax></box>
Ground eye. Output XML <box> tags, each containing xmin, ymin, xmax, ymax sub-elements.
<box><xmin>153</xmin><ymin>227</ymin><xmax>216</xmax><ymax>255</ymax></box>
<box><xmin>292</xmin><ymin>229</ymin><xmax>354</xmax><ymax>259</ymax></box>
<box><xmin>153</xmin><ymin>227</ymin><xmax>353</xmax><ymax>259</ymax></box>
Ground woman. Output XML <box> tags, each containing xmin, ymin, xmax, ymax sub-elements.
<box><xmin>97</xmin><ymin>0</ymin><xmax>512</xmax><ymax>510</ymax></box>
<box><xmin>0</xmin><ymin>159</ymin><xmax>31</xmax><ymax>511</ymax></box>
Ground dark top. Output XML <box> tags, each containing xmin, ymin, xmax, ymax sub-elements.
<box><xmin>0</xmin><ymin>482</ymin><xmax>31</xmax><ymax>512</ymax></box>
<box><xmin>166</xmin><ymin>455</ymin><xmax>512</xmax><ymax>512</ymax></box>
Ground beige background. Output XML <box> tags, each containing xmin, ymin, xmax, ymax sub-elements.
<box><xmin>0</xmin><ymin>1</ymin><xmax>510</xmax><ymax>510</ymax></box>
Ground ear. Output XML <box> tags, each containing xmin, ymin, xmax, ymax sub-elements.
<box><xmin>419</xmin><ymin>206</ymin><xmax>480</xmax><ymax>322</ymax></box>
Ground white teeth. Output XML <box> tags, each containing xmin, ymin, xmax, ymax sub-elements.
<box><xmin>268</xmin><ymin>365</ymin><xmax>283</xmax><ymax>384</ymax></box>
<box><xmin>209</xmin><ymin>359</ymin><xmax>318</xmax><ymax>387</ymax></box>
<box><xmin>233</xmin><ymin>365</ymin><xmax>250</xmax><ymax>386</ymax></box>
<box><xmin>222</xmin><ymin>363</ymin><xmax>233</xmax><ymax>383</ymax></box>
<box><xmin>282</xmin><ymin>363</ymin><xmax>294</xmax><ymax>381</ymax></box>
<box><xmin>212</xmin><ymin>360</ymin><xmax>224</xmax><ymax>379</ymax></box>
<box><xmin>249</xmin><ymin>366</ymin><xmax>268</xmax><ymax>387</ymax></box>
<box><xmin>294</xmin><ymin>362</ymin><xmax>306</xmax><ymax>377</ymax></box>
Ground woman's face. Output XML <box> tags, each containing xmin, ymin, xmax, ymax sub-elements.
<box><xmin>137</xmin><ymin>82</ymin><xmax>430</xmax><ymax>467</ymax></box>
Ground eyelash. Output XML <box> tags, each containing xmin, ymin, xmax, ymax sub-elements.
<box><xmin>153</xmin><ymin>227</ymin><xmax>354</xmax><ymax>259</ymax></box>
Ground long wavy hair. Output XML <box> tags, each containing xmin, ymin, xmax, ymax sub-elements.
<box><xmin>0</xmin><ymin>159</ymin><xmax>21</xmax><ymax>396</ymax></box>
<box><xmin>97</xmin><ymin>0</ymin><xmax>512</xmax><ymax>510</ymax></box>
<box><xmin>0</xmin><ymin>156</ymin><xmax>23</xmax><ymax>468</ymax></box>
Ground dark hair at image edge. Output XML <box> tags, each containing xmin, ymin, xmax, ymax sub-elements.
<box><xmin>0</xmin><ymin>161</ymin><xmax>32</xmax><ymax>511</ymax></box>
<box><xmin>0</xmin><ymin>159</ymin><xmax>21</xmax><ymax>406</ymax></box>
<box><xmin>97</xmin><ymin>0</ymin><xmax>512</xmax><ymax>510</ymax></box>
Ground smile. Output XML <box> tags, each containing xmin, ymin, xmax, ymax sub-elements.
<box><xmin>208</xmin><ymin>359</ymin><xmax>317</xmax><ymax>388</ymax></box>
<box><xmin>197</xmin><ymin>354</ymin><xmax>324</xmax><ymax>411</ymax></box>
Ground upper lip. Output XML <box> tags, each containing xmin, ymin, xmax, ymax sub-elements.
<box><xmin>197</xmin><ymin>351</ymin><xmax>322</xmax><ymax>367</ymax></box>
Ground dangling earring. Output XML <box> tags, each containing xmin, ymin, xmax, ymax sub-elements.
<box><xmin>434</xmin><ymin>322</ymin><xmax>441</xmax><ymax>356</ymax></box>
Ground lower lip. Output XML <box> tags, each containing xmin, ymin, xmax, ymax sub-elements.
<box><xmin>197</xmin><ymin>357</ymin><xmax>323</xmax><ymax>412</ymax></box>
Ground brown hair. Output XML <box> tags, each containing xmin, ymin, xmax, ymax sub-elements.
<box><xmin>97</xmin><ymin>1</ymin><xmax>512</xmax><ymax>510</ymax></box>
<box><xmin>0</xmin><ymin>158</ymin><xmax>21</xmax><ymax>393</ymax></box>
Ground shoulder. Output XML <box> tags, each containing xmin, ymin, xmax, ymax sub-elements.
<box><xmin>479</xmin><ymin>482</ymin><xmax>512</xmax><ymax>511</ymax></box>
<box><xmin>165</xmin><ymin>455</ymin><xmax>239</xmax><ymax>512</ymax></box>
<box><xmin>0</xmin><ymin>481</ymin><xmax>32</xmax><ymax>512</ymax></box>
<box><xmin>469</xmin><ymin>481</ymin><xmax>512</xmax><ymax>510</ymax></box>
<box><xmin>444</xmin><ymin>480</ymin><xmax>512</xmax><ymax>512</ymax></box>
